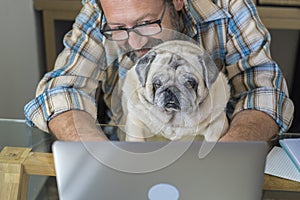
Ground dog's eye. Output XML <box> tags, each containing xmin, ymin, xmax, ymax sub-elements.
<box><xmin>153</xmin><ymin>80</ymin><xmax>162</xmax><ymax>90</ymax></box>
<box><xmin>185</xmin><ymin>79</ymin><xmax>198</xmax><ymax>90</ymax></box>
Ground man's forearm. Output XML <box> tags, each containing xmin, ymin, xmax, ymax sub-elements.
<box><xmin>220</xmin><ymin>110</ymin><xmax>279</xmax><ymax>142</ymax></box>
<box><xmin>49</xmin><ymin>110</ymin><xmax>108</xmax><ymax>141</ymax></box>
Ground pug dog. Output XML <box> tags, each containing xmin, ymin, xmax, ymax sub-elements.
<box><xmin>121</xmin><ymin>40</ymin><xmax>230</xmax><ymax>142</ymax></box>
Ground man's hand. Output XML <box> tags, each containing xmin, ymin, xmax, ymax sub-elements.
<box><xmin>220</xmin><ymin>110</ymin><xmax>279</xmax><ymax>142</ymax></box>
<box><xmin>49</xmin><ymin>110</ymin><xmax>109</xmax><ymax>141</ymax></box>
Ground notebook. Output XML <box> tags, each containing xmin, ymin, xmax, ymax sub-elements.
<box><xmin>264</xmin><ymin>146</ymin><xmax>300</xmax><ymax>182</ymax></box>
<box><xmin>52</xmin><ymin>141</ymin><xmax>268</xmax><ymax>200</ymax></box>
<box><xmin>279</xmin><ymin>138</ymin><xmax>300</xmax><ymax>172</ymax></box>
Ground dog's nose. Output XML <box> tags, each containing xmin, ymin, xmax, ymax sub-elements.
<box><xmin>164</xmin><ymin>87</ymin><xmax>180</xmax><ymax>111</ymax></box>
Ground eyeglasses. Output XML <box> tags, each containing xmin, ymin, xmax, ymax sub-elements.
<box><xmin>100</xmin><ymin>2</ymin><xmax>167</xmax><ymax>41</ymax></box>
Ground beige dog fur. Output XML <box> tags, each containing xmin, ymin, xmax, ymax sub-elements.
<box><xmin>121</xmin><ymin>40</ymin><xmax>230</xmax><ymax>142</ymax></box>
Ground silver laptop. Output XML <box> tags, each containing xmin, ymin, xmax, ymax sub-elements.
<box><xmin>52</xmin><ymin>141</ymin><xmax>268</xmax><ymax>200</ymax></box>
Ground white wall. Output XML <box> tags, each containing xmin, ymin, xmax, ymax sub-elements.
<box><xmin>0</xmin><ymin>0</ymin><xmax>43</xmax><ymax>119</ymax></box>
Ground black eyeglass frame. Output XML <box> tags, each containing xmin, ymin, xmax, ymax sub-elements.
<box><xmin>99</xmin><ymin>2</ymin><xmax>167</xmax><ymax>41</ymax></box>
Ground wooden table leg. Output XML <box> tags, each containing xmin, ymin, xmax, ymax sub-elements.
<box><xmin>0</xmin><ymin>147</ymin><xmax>32</xmax><ymax>200</ymax></box>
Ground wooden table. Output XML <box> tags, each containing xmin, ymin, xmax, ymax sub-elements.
<box><xmin>33</xmin><ymin>0</ymin><xmax>300</xmax><ymax>71</ymax></box>
<box><xmin>1</xmin><ymin>146</ymin><xmax>300</xmax><ymax>199</ymax></box>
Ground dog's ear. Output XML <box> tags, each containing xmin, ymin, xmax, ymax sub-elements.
<box><xmin>135</xmin><ymin>51</ymin><xmax>157</xmax><ymax>87</ymax></box>
<box><xmin>198</xmin><ymin>55</ymin><xmax>219</xmax><ymax>88</ymax></box>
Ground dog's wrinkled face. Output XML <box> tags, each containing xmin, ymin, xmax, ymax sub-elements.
<box><xmin>135</xmin><ymin>48</ymin><xmax>219</xmax><ymax>113</ymax></box>
<box><xmin>121</xmin><ymin>40</ymin><xmax>229</xmax><ymax>141</ymax></box>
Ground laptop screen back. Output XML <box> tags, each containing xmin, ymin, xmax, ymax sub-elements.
<box><xmin>52</xmin><ymin>141</ymin><xmax>268</xmax><ymax>200</ymax></box>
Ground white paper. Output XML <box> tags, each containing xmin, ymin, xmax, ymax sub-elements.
<box><xmin>264</xmin><ymin>146</ymin><xmax>300</xmax><ymax>182</ymax></box>
<box><xmin>280</xmin><ymin>138</ymin><xmax>300</xmax><ymax>171</ymax></box>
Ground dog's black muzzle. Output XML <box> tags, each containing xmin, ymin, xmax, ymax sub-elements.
<box><xmin>163</xmin><ymin>87</ymin><xmax>180</xmax><ymax>111</ymax></box>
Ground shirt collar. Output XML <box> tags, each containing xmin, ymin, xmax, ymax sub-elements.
<box><xmin>183</xmin><ymin>0</ymin><xmax>231</xmax><ymax>37</ymax></box>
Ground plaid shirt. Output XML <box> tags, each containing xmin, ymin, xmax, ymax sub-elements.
<box><xmin>24</xmin><ymin>0</ymin><xmax>294</xmax><ymax>134</ymax></box>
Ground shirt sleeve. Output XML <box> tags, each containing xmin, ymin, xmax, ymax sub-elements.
<box><xmin>24</xmin><ymin>0</ymin><xmax>106</xmax><ymax>133</ymax></box>
<box><xmin>225</xmin><ymin>0</ymin><xmax>294</xmax><ymax>133</ymax></box>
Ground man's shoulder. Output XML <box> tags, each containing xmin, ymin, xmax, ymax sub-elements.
<box><xmin>188</xmin><ymin>0</ymin><xmax>230</xmax><ymax>10</ymax></box>
<box><xmin>81</xmin><ymin>0</ymin><xmax>101</xmax><ymax>10</ymax></box>
<box><xmin>187</xmin><ymin>0</ymin><xmax>231</xmax><ymax>22</ymax></box>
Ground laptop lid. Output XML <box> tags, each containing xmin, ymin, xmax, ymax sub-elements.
<box><xmin>52</xmin><ymin>141</ymin><xmax>268</xmax><ymax>200</ymax></box>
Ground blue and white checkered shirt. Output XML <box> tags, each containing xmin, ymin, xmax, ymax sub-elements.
<box><xmin>24</xmin><ymin>0</ymin><xmax>294</xmax><ymax>135</ymax></box>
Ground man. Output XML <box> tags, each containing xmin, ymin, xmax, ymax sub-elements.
<box><xmin>24</xmin><ymin>0</ymin><xmax>294</xmax><ymax>142</ymax></box>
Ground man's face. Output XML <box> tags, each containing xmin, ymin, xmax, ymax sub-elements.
<box><xmin>100</xmin><ymin>0</ymin><xmax>184</xmax><ymax>58</ymax></box>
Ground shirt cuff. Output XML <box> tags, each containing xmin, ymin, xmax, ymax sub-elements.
<box><xmin>24</xmin><ymin>88</ymin><xmax>98</xmax><ymax>133</ymax></box>
<box><xmin>231</xmin><ymin>88</ymin><xmax>294</xmax><ymax>134</ymax></box>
